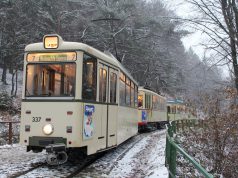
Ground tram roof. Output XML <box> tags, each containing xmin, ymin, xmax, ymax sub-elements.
<box><xmin>167</xmin><ymin>99</ymin><xmax>184</xmax><ymax>104</ymax></box>
<box><xmin>25</xmin><ymin>35</ymin><xmax>138</xmax><ymax>85</ymax></box>
<box><xmin>138</xmin><ymin>87</ymin><xmax>166</xmax><ymax>99</ymax></box>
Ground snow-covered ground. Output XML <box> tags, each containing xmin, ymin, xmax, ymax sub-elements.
<box><xmin>0</xmin><ymin>130</ymin><xmax>168</xmax><ymax>178</ymax></box>
<box><xmin>77</xmin><ymin>130</ymin><xmax>168</xmax><ymax>178</ymax></box>
<box><xmin>0</xmin><ymin>144</ymin><xmax>46</xmax><ymax>177</ymax></box>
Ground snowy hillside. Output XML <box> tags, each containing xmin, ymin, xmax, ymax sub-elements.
<box><xmin>0</xmin><ymin>68</ymin><xmax>23</xmax><ymax>97</ymax></box>
<box><xmin>0</xmin><ymin>67</ymin><xmax>23</xmax><ymax>121</ymax></box>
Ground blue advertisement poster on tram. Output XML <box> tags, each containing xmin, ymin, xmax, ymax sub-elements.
<box><xmin>83</xmin><ymin>105</ymin><xmax>95</xmax><ymax>140</ymax></box>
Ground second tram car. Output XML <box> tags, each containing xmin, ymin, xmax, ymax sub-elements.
<box><xmin>138</xmin><ymin>87</ymin><xmax>167</xmax><ymax>131</ymax></box>
<box><xmin>20</xmin><ymin>35</ymin><xmax>138</xmax><ymax>165</ymax></box>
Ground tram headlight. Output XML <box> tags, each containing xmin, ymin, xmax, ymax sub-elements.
<box><xmin>43</xmin><ymin>124</ymin><xmax>54</xmax><ymax>135</ymax></box>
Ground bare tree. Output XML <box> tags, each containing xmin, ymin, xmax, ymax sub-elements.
<box><xmin>186</xmin><ymin>0</ymin><xmax>238</xmax><ymax>91</ymax></box>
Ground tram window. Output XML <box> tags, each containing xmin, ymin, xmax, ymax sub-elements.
<box><xmin>119</xmin><ymin>73</ymin><xmax>126</xmax><ymax>106</ymax></box>
<box><xmin>135</xmin><ymin>86</ymin><xmax>138</xmax><ymax>107</ymax></box>
<box><xmin>82</xmin><ymin>54</ymin><xmax>97</xmax><ymax>101</ymax></box>
<box><xmin>138</xmin><ymin>95</ymin><xmax>143</xmax><ymax>108</ymax></box>
<box><xmin>161</xmin><ymin>99</ymin><xmax>166</xmax><ymax>110</ymax></box>
<box><xmin>152</xmin><ymin>95</ymin><xmax>159</xmax><ymax>110</ymax></box>
<box><xmin>171</xmin><ymin>106</ymin><xmax>176</xmax><ymax>113</ymax></box>
<box><xmin>26</xmin><ymin>63</ymin><xmax>76</xmax><ymax>97</ymax></box>
<box><xmin>145</xmin><ymin>94</ymin><xmax>148</xmax><ymax>109</ymax></box>
<box><xmin>99</xmin><ymin>68</ymin><xmax>107</xmax><ymax>102</ymax></box>
<box><xmin>145</xmin><ymin>94</ymin><xmax>151</xmax><ymax>109</ymax></box>
<box><xmin>110</xmin><ymin>72</ymin><xmax>117</xmax><ymax>103</ymax></box>
<box><xmin>167</xmin><ymin>106</ymin><xmax>171</xmax><ymax>113</ymax></box>
<box><xmin>125</xmin><ymin>77</ymin><xmax>131</xmax><ymax>106</ymax></box>
<box><xmin>131</xmin><ymin>82</ymin><xmax>135</xmax><ymax>107</ymax></box>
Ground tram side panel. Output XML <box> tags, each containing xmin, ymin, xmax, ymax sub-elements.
<box><xmin>150</xmin><ymin>110</ymin><xmax>167</xmax><ymax>123</ymax></box>
<box><xmin>107</xmin><ymin>104</ymin><xmax>118</xmax><ymax>147</ymax></box>
<box><xmin>80</xmin><ymin>102</ymin><xmax>107</xmax><ymax>154</ymax></box>
<box><xmin>117</xmin><ymin>106</ymin><xmax>138</xmax><ymax>145</ymax></box>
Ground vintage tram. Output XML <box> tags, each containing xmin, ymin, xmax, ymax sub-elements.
<box><xmin>20</xmin><ymin>35</ymin><xmax>138</xmax><ymax>165</ymax></box>
<box><xmin>138</xmin><ymin>87</ymin><xmax>167</xmax><ymax>131</ymax></box>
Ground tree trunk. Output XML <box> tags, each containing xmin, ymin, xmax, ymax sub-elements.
<box><xmin>220</xmin><ymin>0</ymin><xmax>238</xmax><ymax>92</ymax></box>
<box><xmin>14</xmin><ymin>67</ymin><xmax>18</xmax><ymax>96</ymax></box>
<box><xmin>11</xmin><ymin>71</ymin><xmax>15</xmax><ymax>96</ymax></box>
<box><xmin>1</xmin><ymin>58</ymin><xmax>7</xmax><ymax>85</ymax></box>
<box><xmin>230</xmin><ymin>38</ymin><xmax>238</xmax><ymax>90</ymax></box>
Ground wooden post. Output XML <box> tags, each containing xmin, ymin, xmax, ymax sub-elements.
<box><xmin>8</xmin><ymin>122</ymin><xmax>13</xmax><ymax>145</ymax></box>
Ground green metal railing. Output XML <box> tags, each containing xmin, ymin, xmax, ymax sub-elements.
<box><xmin>165</xmin><ymin>120</ymin><xmax>213</xmax><ymax>178</ymax></box>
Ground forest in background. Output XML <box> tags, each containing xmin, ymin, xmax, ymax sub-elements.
<box><xmin>0</xmin><ymin>0</ymin><xmax>223</xmax><ymax>105</ymax></box>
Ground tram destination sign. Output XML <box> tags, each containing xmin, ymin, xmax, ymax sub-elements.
<box><xmin>27</xmin><ymin>52</ymin><xmax>76</xmax><ymax>62</ymax></box>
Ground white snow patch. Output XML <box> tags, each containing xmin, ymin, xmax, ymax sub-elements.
<box><xmin>0</xmin><ymin>144</ymin><xmax>46</xmax><ymax>177</ymax></box>
<box><xmin>109</xmin><ymin>131</ymin><xmax>168</xmax><ymax>178</ymax></box>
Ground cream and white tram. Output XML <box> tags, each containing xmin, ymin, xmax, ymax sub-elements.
<box><xmin>167</xmin><ymin>99</ymin><xmax>197</xmax><ymax>121</ymax></box>
<box><xmin>20</xmin><ymin>35</ymin><xmax>138</xmax><ymax>165</ymax></box>
<box><xmin>138</xmin><ymin>87</ymin><xmax>167</xmax><ymax>131</ymax></box>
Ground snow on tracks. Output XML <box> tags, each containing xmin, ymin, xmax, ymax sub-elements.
<box><xmin>0</xmin><ymin>130</ymin><xmax>168</xmax><ymax>178</ymax></box>
<box><xmin>77</xmin><ymin>130</ymin><xmax>168</xmax><ymax>178</ymax></box>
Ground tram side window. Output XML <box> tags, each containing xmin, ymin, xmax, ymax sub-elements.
<box><xmin>110</xmin><ymin>72</ymin><xmax>117</xmax><ymax>103</ymax></box>
<box><xmin>135</xmin><ymin>86</ymin><xmax>138</xmax><ymax>107</ymax></box>
<box><xmin>171</xmin><ymin>106</ymin><xmax>176</xmax><ymax>113</ymax></box>
<box><xmin>161</xmin><ymin>99</ymin><xmax>165</xmax><ymax>111</ymax></box>
<box><xmin>130</xmin><ymin>82</ymin><xmax>135</xmax><ymax>107</ymax></box>
<box><xmin>145</xmin><ymin>94</ymin><xmax>148</xmax><ymax>108</ymax></box>
<box><xmin>82</xmin><ymin>54</ymin><xmax>97</xmax><ymax>101</ymax></box>
<box><xmin>152</xmin><ymin>95</ymin><xmax>159</xmax><ymax>110</ymax></box>
<box><xmin>125</xmin><ymin>77</ymin><xmax>131</xmax><ymax>106</ymax></box>
<box><xmin>145</xmin><ymin>94</ymin><xmax>151</xmax><ymax>109</ymax></box>
<box><xmin>99</xmin><ymin>68</ymin><xmax>107</xmax><ymax>102</ymax></box>
<box><xmin>138</xmin><ymin>94</ymin><xmax>143</xmax><ymax>108</ymax></box>
<box><xmin>119</xmin><ymin>73</ymin><xmax>126</xmax><ymax>106</ymax></box>
<box><xmin>167</xmin><ymin>106</ymin><xmax>171</xmax><ymax>113</ymax></box>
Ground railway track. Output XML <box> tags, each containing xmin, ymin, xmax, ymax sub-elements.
<box><xmin>8</xmin><ymin>153</ymin><xmax>104</xmax><ymax>178</ymax></box>
<box><xmin>5</xmin><ymin>130</ymin><xmax>163</xmax><ymax>178</ymax></box>
<box><xmin>76</xmin><ymin>130</ymin><xmax>162</xmax><ymax>177</ymax></box>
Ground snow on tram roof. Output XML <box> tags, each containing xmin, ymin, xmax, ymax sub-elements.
<box><xmin>25</xmin><ymin>35</ymin><xmax>137</xmax><ymax>85</ymax></box>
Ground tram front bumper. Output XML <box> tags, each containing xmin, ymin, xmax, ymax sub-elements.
<box><xmin>29</xmin><ymin>136</ymin><xmax>67</xmax><ymax>147</ymax></box>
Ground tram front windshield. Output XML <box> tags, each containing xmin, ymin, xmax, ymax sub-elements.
<box><xmin>25</xmin><ymin>63</ymin><xmax>76</xmax><ymax>97</ymax></box>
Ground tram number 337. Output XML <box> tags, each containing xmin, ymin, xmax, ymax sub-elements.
<box><xmin>32</xmin><ymin>117</ymin><xmax>41</xmax><ymax>122</ymax></box>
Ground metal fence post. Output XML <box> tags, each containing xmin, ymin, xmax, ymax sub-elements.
<box><xmin>181</xmin><ymin>120</ymin><xmax>184</xmax><ymax>131</ymax></box>
<box><xmin>169</xmin><ymin>144</ymin><xmax>176</xmax><ymax>178</ymax></box>
<box><xmin>172</xmin><ymin>121</ymin><xmax>176</xmax><ymax>134</ymax></box>
<box><xmin>8</xmin><ymin>122</ymin><xmax>13</xmax><ymax>145</ymax></box>
<box><xmin>165</xmin><ymin>134</ymin><xmax>170</xmax><ymax>166</ymax></box>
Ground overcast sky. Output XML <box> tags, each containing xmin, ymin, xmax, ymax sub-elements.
<box><xmin>163</xmin><ymin>0</ymin><xmax>206</xmax><ymax>58</ymax></box>
<box><xmin>162</xmin><ymin>0</ymin><xmax>230</xmax><ymax>78</ymax></box>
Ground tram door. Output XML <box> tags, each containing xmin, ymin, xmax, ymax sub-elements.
<box><xmin>98</xmin><ymin>64</ymin><xmax>108</xmax><ymax>150</ymax></box>
<box><xmin>107</xmin><ymin>68</ymin><xmax>118</xmax><ymax>147</ymax></box>
<box><xmin>98</xmin><ymin>63</ymin><xmax>118</xmax><ymax>148</ymax></box>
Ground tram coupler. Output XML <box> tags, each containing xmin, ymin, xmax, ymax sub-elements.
<box><xmin>45</xmin><ymin>144</ymin><xmax>68</xmax><ymax>165</ymax></box>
